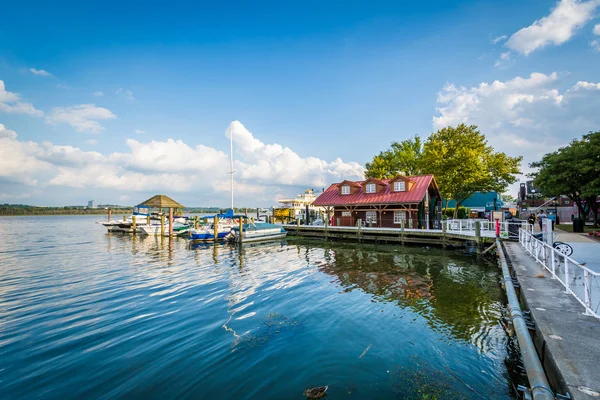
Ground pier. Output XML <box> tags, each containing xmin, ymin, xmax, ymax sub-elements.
<box><xmin>501</xmin><ymin>227</ymin><xmax>600</xmax><ymax>399</ymax></box>
<box><xmin>283</xmin><ymin>220</ymin><xmax>510</xmax><ymax>249</ymax></box>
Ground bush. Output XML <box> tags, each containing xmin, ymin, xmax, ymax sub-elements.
<box><xmin>443</xmin><ymin>207</ymin><xmax>470</xmax><ymax>219</ymax></box>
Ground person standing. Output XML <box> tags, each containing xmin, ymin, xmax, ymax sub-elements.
<box><xmin>537</xmin><ymin>209</ymin><xmax>547</xmax><ymax>231</ymax></box>
<box><xmin>547</xmin><ymin>211</ymin><xmax>556</xmax><ymax>230</ymax></box>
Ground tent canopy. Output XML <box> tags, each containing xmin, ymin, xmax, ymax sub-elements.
<box><xmin>139</xmin><ymin>195</ymin><xmax>184</xmax><ymax>209</ymax></box>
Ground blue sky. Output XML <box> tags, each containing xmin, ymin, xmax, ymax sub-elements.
<box><xmin>1</xmin><ymin>0</ymin><xmax>600</xmax><ymax>206</ymax></box>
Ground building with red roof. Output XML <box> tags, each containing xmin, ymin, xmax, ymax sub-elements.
<box><xmin>312</xmin><ymin>174</ymin><xmax>442</xmax><ymax>229</ymax></box>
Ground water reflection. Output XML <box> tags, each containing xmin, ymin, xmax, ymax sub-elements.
<box><xmin>0</xmin><ymin>217</ymin><xmax>517</xmax><ymax>399</ymax></box>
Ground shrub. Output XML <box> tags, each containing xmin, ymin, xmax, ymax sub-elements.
<box><xmin>443</xmin><ymin>207</ymin><xmax>470</xmax><ymax>219</ymax></box>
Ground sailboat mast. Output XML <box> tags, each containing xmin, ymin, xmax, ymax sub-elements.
<box><xmin>229</xmin><ymin>125</ymin><xmax>234</xmax><ymax>211</ymax></box>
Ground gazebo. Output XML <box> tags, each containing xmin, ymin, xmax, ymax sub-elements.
<box><xmin>139</xmin><ymin>194</ymin><xmax>185</xmax><ymax>236</ymax></box>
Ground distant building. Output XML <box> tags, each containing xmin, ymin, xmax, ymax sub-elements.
<box><xmin>275</xmin><ymin>189</ymin><xmax>324</xmax><ymax>221</ymax></box>
<box><xmin>444</xmin><ymin>192</ymin><xmax>503</xmax><ymax>215</ymax></box>
<box><xmin>88</xmin><ymin>200</ymin><xmax>97</xmax><ymax>209</ymax></box>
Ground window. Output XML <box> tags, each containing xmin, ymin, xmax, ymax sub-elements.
<box><xmin>341</xmin><ymin>211</ymin><xmax>351</xmax><ymax>217</ymax></box>
<box><xmin>341</xmin><ymin>185</ymin><xmax>350</xmax><ymax>195</ymax></box>
<box><xmin>366</xmin><ymin>183</ymin><xmax>376</xmax><ymax>193</ymax></box>
<box><xmin>393</xmin><ymin>181</ymin><xmax>405</xmax><ymax>192</ymax></box>
<box><xmin>366</xmin><ymin>211</ymin><xmax>377</xmax><ymax>223</ymax></box>
<box><xmin>394</xmin><ymin>211</ymin><xmax>407</xmax><ymax>224</ymax></box>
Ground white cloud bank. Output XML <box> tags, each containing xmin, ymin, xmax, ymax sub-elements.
<box><xmin>0</xmin><ymin>121</ymin><xmax>364</xmax><ymax>205</ymax></box>
<box><xmin>0</xmin><ymin>80</ymin><xmax>44</xmax><ymax>116</ymax></box>
<box><xmin>116</xmin><ymin>88</ymin><xmax>135</xmax><ymax>101</ymax></box>
<box><xmin>505</xmin><ymin>0</ymin><xmax>599</xmax><ymax>55</ymax></box>
<box><xmin>46</xmin><ymin>104</ymin><xmax>117</xmax><ymax>134</ymax></box>
<box><xmin>433</xmin><ymin>72</ymin><xmax>600</xmax><ymax>190</ymax></box>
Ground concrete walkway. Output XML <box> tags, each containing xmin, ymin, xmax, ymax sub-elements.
<box><xmin>505</xmin><ymin>242</ymin><xmax>600</xmax><ymax>399</ymax></box>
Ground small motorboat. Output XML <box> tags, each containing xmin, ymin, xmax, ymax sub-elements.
<box><xmin>227</xmin><ymin>222</ymin><xmax>287</xmax><ymax>243</ymax></box>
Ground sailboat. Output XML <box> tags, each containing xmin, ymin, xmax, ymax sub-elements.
<box><xmin>188</xmin><ymin>126</ymin><xmax>238</xmax><ymax>242</ymax></box>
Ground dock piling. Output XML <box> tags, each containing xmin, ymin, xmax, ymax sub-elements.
<box><xmin>213</xmin><ymin>216</ymin><xmax>218</xmax><ymax>243</ymax></box>
<box><xmin>147</xmin><ymin>216</ymin><xmax>150</xmax><ymax>225</ymax></box>
<box><xmin>168</xmin><ymin>208</ymin><xmax>173</xmax><ymax>237</ymax></box>
<box><xmin>195</xmin><ymin>216</ymin><xmax>199</xmax><ymax>229</ymax></box>
<box><xmin>108</xmin><ymin>208</ymin><xmax>112</xmax><ymax>222</ymax></box>
<box><xmin>160</xmin><ymin>214</ymin><xmax>165</xmax><ymax>237</ymax></box>
<box><xmin>239</xmin><ymin>218</ymin><xmax>243</xmax><ymax>244</ymax></box>
<box><xmin>132</xmin><ymin>216</ymin><xmax>136</xmax><ymax>234</ymax></box>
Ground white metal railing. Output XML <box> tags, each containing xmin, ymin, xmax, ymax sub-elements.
<box><xmin>443</xmin><ymin>219</ymin><xmax>527</xmax><ymax>239</ymax></box>
<box><xmin>519</xmin><ymin>227</ymin><xmax>600</xmax><ymax>319</ymax></box>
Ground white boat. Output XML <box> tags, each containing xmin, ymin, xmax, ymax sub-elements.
<box><xmin>188</xmin><ymin>210</ymin><xmax>239</xmax><ymax>241</ymax></box>
<box><xmin>139</xmin><ymin>220</ymin><xmax>190</xmax><ymax>236</ymax></box>
<box><xmin>227</xmin><ymin>222</ymin><xmax>287</xmax><ymax>243</ymax></box>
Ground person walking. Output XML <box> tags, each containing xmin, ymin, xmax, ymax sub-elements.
<box><xmin>527</xmin><ymin>213</ymin><xmax>536</xmax><ymax>226</ymax></box>
<box><xmin>537</xmin><ymin>209</ymin><xmax>547</xmax><ymax>231</ymax></box>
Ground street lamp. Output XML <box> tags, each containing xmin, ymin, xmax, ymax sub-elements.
<box><xmin>531</xmin><ymin>189</ymin><xmax>536</xmax><ymax>208</ymax></box>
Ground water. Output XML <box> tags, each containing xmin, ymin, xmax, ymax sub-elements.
<box><xmin>0</xmin><ymin>216</ymin><xmax>519</xmax><ymax>399</ymax></box>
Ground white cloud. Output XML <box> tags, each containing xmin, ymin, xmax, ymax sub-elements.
<box><xmin>93</xmin><ymin>91</ymin><xmax>104</xmax><ymax>97</ymax></box>
<box><xmin>433</xmin><ymin>72</ymin><xmax>600</xmax><ymax>188</ymax></box>
<box><xmin>494</xmin><ymin>51</ymin><xmax>513</xmax><ymax>68</ymax></box>
<box><xmin>594</xmin><ymin>23</ymin><xmax>600</xmax><ymax>34</ymax></box>
<box><xmin>116</xmin><ymin>88</ymin><xmax>135</xmax><ymax>101</ymax></box>
<box><xmin>86</xmin><ymin>139</ymin><xmax>98</xmax><ymax>145</ymax></box>
<box><xmin>491</xmin><ymin>35</ymin><xmax>507</xmax><ymax>44</ymax></box>
<box><xmin>46</xmin><ymin>104</ymin><xmax>116</xmax><ymax>134</ymax></box>
<box><xmin>505</xmin><ymin>0</ymin><xmax>599</xmax><ymax>55</ymax></box>
<box><xmin>0</xmin><ymin>121</ymin><xmax>365</xmax><ymax>205</ymax></box>
<box><xmin>592</xmin><ymin>40</ymin><xmax>600</xmax><ymax>50</ymax></box>
<box><xmin>30</xmin><ymin>68</ymin><xmax>52</xmax><ymax>77</ymax></box>
<box><xmin>134</xmin><ymin>129</ymin><xmax>145</xmax><ymax>134</ymax></box>
<box><xmin>0</xmin><ymin>80</ymin><xmax>44</xmax><ymax>116</ymax></box>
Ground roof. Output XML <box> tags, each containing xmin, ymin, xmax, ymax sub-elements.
<box><xmin>313</xmin><ymin>175</ymin><xmax>436</xmax><ymax>206</ymax></box>
<box><xmin>139</xmin><ymin>194</ymin><xmax>184</xmax><ymax>209</ymax></box>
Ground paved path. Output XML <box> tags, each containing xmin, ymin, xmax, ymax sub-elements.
<box><xmin>505</xmin><ymin>242</ymin><xmax>600</xmax><ymax>399</ymax></box>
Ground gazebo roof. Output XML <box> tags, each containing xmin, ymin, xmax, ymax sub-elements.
<box><xmin>139</xmin><ymin>194</ymin><xmax>184</xmax><ymax>209</ymax></box>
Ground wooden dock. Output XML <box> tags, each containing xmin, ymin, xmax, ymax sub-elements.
<box><xmin>283</xmin><ymin>224</ymin><xmax>496</xmax><ymax>248</ymax></box>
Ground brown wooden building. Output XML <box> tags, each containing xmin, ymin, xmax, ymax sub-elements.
<box><xmin>312</xmin><ymin>174</ymin><xmax>443</xmax><ymax>229</ymax></box>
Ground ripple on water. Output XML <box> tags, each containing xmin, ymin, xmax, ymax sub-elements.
<box><xmin>0</xmin><ymin>216</ymin><xmax>519</xmax><ymax>399</ymax></box>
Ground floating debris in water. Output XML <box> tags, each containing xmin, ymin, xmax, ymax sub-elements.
<box><xmin>233</xmin><ymin>312</ymin><xmax>301</xmax><ymax>351</ymax></box>
<box><xmin>358</xmin><ymin>344</ymin><xmax>372</xmax><ymax>359</ymax></box>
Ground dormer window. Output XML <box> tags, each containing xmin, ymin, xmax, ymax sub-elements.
<box><xmin>341</xmin><ymin>185</ymin><xmax>350</xmax><ymax>195</ymax></box>
<box><xmin>394</xmin><ymin>181</ymin><xmax>405</xmax><ymax>192</ymax></box>
<box><xmin>366</xmin><ymin>183</ymin><xmax>376</xmax><ymax>193</ymax></box>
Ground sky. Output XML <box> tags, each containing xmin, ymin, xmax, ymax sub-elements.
<box><xmin>1</xmin><ymin>0</ymin><xmax>600</xmax><ymax>207</ymax></box>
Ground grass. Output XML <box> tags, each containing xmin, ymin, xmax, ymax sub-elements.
<box><xmin>555</xmin><ymin>224</ymin><xmax>599</xmax><ymax>233</ymax></box>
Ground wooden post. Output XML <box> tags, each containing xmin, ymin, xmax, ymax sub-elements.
<box><xmin>147</xmin><ymin>215</ymin><xmax>150</xmax><ymax>225</ymax></box>
<box><xmin>297</xmin><ymin>218</ymin><xmax>300</xmax><ymax>227</ymax></box>
<box><xmin>108</xmin><ymin>208</ymin><xmax>112</xmax><ymax>221</ymax></box>
<box><xmin>132</xmin><ymin>215</ymin><xmax>136</xmax><ymax>234</ymax></box>
<box><xmin>168</xmin><ymin>208</ymin><xmax>173</xmax><ymax>237</ymax></box>
<box><xmin>475</xmin><ymin>221</ymin><xmax>481</xmax><ymax>253</ymax></box>
<box><xmin>213</xmin><ymin>216</ymin><xmax>218</xmax><ymax>243</ymax></box>
<box><xmin>195</xmin><ymin>216</ymin><xmax>199</xmax><ymax>229</ymax></box>
<box><xmin>160</xmin><ymin>214</ymin><xmax>165</xmax><ymax>237</ymax></box>
<box><xmin>123</xmin><ymin>215</ymin><xmax>126</xmax><ymax>222</ymax></box>
<box><xmin>239</xmin><ymin>217</ymin><xmax>243</xmax><ymax>244</ymax></box>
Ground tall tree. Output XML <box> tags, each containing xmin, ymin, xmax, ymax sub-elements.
<box><xmin>501</xmin><ymin>194</ymin><xmax>516</xmax><ymax>203</ymax></box>
<box><xmin>532</xmin><ymin>131</ymin><xmax>600</xmax><ymax>227</ymax></box>
<box><xmin>420</xmin><ymin>124</ymin><xmax>522</xmax><ymax>218</ymax></box>
<box><xmin>365</xmin><ymin>135</ymin><xmax>423</xmax><ymax>179</ymax></box>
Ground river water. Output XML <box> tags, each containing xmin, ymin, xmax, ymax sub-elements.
<box><xmin>0</xmin><ymin>216</ymin><xmax>520</xmax><ymax>399</ymax></box>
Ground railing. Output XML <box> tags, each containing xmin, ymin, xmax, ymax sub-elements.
<box><xmin>443</xmin><ymin>219</ymin><xmax>527</xmax><ymax>239</ymax></box>
<box><xmin>519</xmin><ymin>227</ymin><xmax>600</xmax><ymax>319</ymax></box>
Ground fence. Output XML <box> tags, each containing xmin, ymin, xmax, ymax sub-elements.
<box><xmin>519</xmin><ymin>228</ymin><xmax>600</xmax><ymax>319</ymax></box>
<box><xmin>443</xmin><ymin>219</ymin><xmax>525</xmax><ymax>239</ymax></box>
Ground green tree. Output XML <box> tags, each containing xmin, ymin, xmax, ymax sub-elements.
<box><xmin>501</xmin><ymin>194</ymin><xmax>516</xmax><ymax>203</ymax></box>
<box><xmin>365</xmin><ymin>135</ymin><xmax>423</xmax><ymax>178</ymax></box>
<box><xmin>421</xmin><ymin>124</ymin><xmax>522</xmax><ymax>218</ymax></box>
<box><xmin>531</xmin><ymin>131</ymin><xmax>600</xmax><ymax>227</ymax></box>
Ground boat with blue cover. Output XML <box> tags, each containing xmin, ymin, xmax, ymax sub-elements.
<box><xmin>188</xmin><ymin>209</ymin><xmax>242</xmax><ymax>242</ymax></box>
